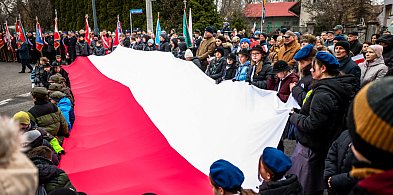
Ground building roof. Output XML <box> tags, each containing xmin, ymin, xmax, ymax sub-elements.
<box><xmin>244</xmin><ymin>2</ymin><xmax>299</xmax><ymax>18</ymax></box>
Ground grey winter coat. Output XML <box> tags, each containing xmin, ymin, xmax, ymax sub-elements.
<box><xmin>359</xmin><ymin>57</ymin><xmax>388</xmax><ymax>87</ymax></box>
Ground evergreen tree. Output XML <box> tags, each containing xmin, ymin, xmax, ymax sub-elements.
<box><xmin>188</xmin><ymin>0</ymin><xmax>222</xmax><ymax>32</ymax></box>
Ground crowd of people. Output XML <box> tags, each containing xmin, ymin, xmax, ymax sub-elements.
<box><xmin>0</xmin><ymin>23</ymin><xmax>393</xmax><ymax>195</ymax></box>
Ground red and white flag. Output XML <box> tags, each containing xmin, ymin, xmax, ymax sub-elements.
<box><xmin>60</xmin><ymin>47</ymin><xmax>297</xmax><ymax>194</ymax></box>
<box><xmin>113</xmin><ymin>15</ymin><xmax>122</xmax><ymax>47</ymax></box>
<box><xmin>352</xmin><ymin>54</ymin><xmax>365</xmax><ymax>64</ymax></box>
<box><xmin>54</xmin><ymin>10</ymin><xmax>61</xmax><ymax>50</ymax></box>
<box><xmin>84</xmin><ymin>15</ymin><xmax>91</xmax><ymax>45</ymax></box>
<box><xmin>5</xmin><ymin>21</ymin><xmax>12</xmax><ymax>50</ymax></box>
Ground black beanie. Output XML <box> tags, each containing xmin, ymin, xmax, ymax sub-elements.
<box><xmin>334</xmin><ymin>41</ymin><xmax>350</xmax><ymax>55</ymax></box>
<box><xmin>214</xmin><ymin>47</ymin><xmax>225</xmax><ymax>57</ymax></box>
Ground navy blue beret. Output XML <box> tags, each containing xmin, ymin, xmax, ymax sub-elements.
<box><xmin>210</xmin><ymin>159</ymin><xmax>244</xmax><ymax>191</ymax></box>
<box><xmin>315</xmin><ymin>51</ymin><xmax>339</xmax><ymax>69</ymax></box>
<box><xmin>333</xmin><ymin>35</ymin><xmax>347</xmax><ymax>41</ymax></box>
<box><xmin>262</xmin><ymin>147</ymin><xmax>291</xmax><ymax>174</ymax></box>
<box><xmin>294</xmin><ymin>44</ymin><xmax>314</xmax><ymax>61</ymax></box>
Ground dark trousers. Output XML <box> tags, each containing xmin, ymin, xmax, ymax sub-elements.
<box><xmin>21</xmin><ymin>59</ymin><xmax>33</xmax><ymax>72</ymax></box>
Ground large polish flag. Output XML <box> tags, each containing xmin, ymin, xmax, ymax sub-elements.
<box><xmin>60</xmin><ymin>46</ymin><xmax>297</xmax><ymax>195</ymax></box>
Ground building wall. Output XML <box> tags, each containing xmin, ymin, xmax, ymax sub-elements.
<box><xmin>299</xmin><ymin>0</ymin><xmax>313</xmax><ymax>26</ymax></box>
<box><xmin>249</xmin><ymin>17</ymin><xmax>300</xmax><ymax>33</ymax></box>
<box><xmin>379</xmin><ymin>0</ymin><xmax>393</xmax><ymax>31</ymax></box>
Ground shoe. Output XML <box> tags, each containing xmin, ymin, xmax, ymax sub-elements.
<box><xmin>18</xmin><ymin>71</ymin><xmax>25</xmax><ymax>73</ymax></box>
<box><xmin>28</xmin><ymin>70</ymin><xmax>32</xmax><ymax>73</ymax></box>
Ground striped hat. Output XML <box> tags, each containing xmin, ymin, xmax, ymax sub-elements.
<box><xmin>348</xmin><ymin>77</ymin><xmax>393</xmax><ymax>169</ymax></box>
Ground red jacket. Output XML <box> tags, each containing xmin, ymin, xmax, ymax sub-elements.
<box><xmin>267</xmin><ymin>72</ymin><xmax>299</xmax><ymax>102</ymax></box>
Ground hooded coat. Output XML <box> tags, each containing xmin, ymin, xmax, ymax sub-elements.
<box><xmin>57</xmin><ymin>97</ymin><xmax>72</xmax><ymax>130</ymax></box>
<box><xmin>31</xmin><ymin>156</ymin><xmax>75</xmax><ymax>193</ymax></box>
<box><xmin>359</xmin><ymin>57</ymin><xmax>388</xmax><ymax>87</ymax></box>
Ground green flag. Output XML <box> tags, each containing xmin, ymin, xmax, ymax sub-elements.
<box><xmin>183</xmin><ymin>10</ymin><xmax>192</xmax><ymax>48</ymax></box>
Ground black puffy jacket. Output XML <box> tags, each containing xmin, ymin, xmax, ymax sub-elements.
<box><xmin>292</xmin><ymin>64</ymin><xmax>313</xmax><ymax>106</ymax></box>
<box><xmin>31</xmin><ymin>156</ymin><xmax>75</xmax><ymax>193</ymax></box>
<box><xmin>206</xmin><ymin>57</ymin><xmax>226</xmax><ymax>80</ymax></box>
<box><xmin>246</xmin><ymin>56</ymin><xmax>273</xmax><ymax>89</ymax></box>
<box><xmin>324</xmin><ymin>130</ymin><xmax>358</xmax><ymax>195</ymax></box>
<box><xmin>258</xmin><ymin>174</ymin><xmax>303</xmax><ymax>195</ymax></box>
<box><xmin>290</xmin><ymin>75</ymin><xmax>356</xmax><ymax>154</ymax></box>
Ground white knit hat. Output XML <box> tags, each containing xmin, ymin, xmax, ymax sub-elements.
<box><xmin>185</xmin><ymin>49</ymin><xmax>193</xmax><ymax>58</ymax></box>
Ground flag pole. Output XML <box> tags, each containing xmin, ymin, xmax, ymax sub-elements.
<box><xmin>260</xmin><ymin>2</ymin><xmax>263</xmax><ymax>32</ymax></box>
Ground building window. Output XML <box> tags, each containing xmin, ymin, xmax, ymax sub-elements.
<box><xmin>387</xmin><ymin>4</ymin><xmax>392</xmax><ymax>17</ymax></box>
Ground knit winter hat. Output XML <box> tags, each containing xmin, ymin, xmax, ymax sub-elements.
<box><xmin>21</xmin><ymin>130</ymin><xmax>43</xmax><ymax>149</ymax></box>
<box><xmin>184</xmin><ymin>49</ymin><xmax>193</xmax><ymax>58</ymax></box>
<box><xmin>348</xmin><ymin>77</ymin><xmax>393</xmax><ymax>170</ymax></box>
<box><xmin>13</xmin><ymin>111</ymin><xmax>30</xmax><ymax>125</ymax></box>
<box><xmin>368</xmin><ymin>45</ymin><xmax>384</xmax><ymax>58</ymax></box>
<box><xmin>214</xmin><ymin>47</ymin><xmax>225</xmax><ymax>57</ymax></box>
<box><xmin>334</xmin><ymin>41</ymin><xmax>350</xmax><ymax>55</ymax></box>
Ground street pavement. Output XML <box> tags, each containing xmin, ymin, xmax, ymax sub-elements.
<box><xmin>0</xmin><ymin>62</ymin><xmax>34</xmax><ymax>117</ymax></box>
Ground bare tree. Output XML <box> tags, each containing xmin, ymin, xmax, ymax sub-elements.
<box><xmin>303</xmin><ymin>0</ymin><xmax>380</xmax><ymax>29</ymax></box>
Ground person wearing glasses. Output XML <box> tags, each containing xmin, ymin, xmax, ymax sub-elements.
<box><xmin>273</xmin><ymin>31</ymin><xmax>300</xmax><ymax>70</ymax></box>
<box><xmin>246</xmin><ymin>45</ymin><xmax>272</xmax><ymax>89</ymax></box>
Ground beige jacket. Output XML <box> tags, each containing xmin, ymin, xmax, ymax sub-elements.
<box><xmin>0</xmin><ymin>152</ymin><xmax>38</xmax><ymax>195</ymax></box>
<box><xmin>273</xmin><ymin>41</ymin><xmax>300</xmax><ymax>68</ymax></box>
<box><xmin>196</xmin><ymin>37</ymin><xmax>217</xmax><ymax>61</ymax></box>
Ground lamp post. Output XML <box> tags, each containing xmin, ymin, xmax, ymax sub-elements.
<box><xmin>146</xmin><ymin>0</ymin><xmax>154</xmax><ymax>33</ymax></box>
<box><xmin>92</xmin><ymin>0</ymin><xmax>99</xmax><ymax>34</ymax></box>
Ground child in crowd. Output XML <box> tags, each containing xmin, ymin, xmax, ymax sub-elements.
<box><xmin>216</xmin><ymin>53</ymin><xmax>237</xmax><ymax>84</ymax></box>
<box><xmin>258</xmin><ymin>147</ymin><xmax>303</xmax><ymax>195</ymax></box>
<box><xmin>233</xmin><ymin>49</ymin><xmax>250</xmax><ymax>81</ymax></box>
<box><xmin>267</xmin><ymin>60</ymin><xmax>299</xmax><ymax>102</ymax></box>
<box><xmin>206</xmin><ymin>47</ymin><xmax>226</xmax><ymax>80</ymax></box>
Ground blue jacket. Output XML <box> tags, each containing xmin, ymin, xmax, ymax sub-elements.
<box><xmin>57</xmin><ymin>97</ymin><xmax>72</xmax><ymax>130</ymax></box>
<box><xmin>234</xmin><ymin>61</ymin><xmax>250</xmax><ymax>81</ymax></box>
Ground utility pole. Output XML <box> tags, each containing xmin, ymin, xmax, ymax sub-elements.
<box><xmin>146</xmin><ymin>0</ymin><xmax>154</xmax><ymax>33</ymax></box>
<box><xmin>92</xmin><ymin>0</ymin><xmax>99</xmax><ymax>34</ymax></box>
